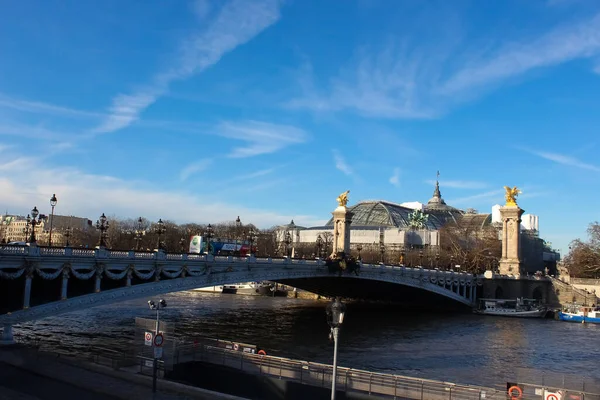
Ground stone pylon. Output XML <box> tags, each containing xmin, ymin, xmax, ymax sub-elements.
<box><xmin>498</xmin><ymin>205</ymin><xmax>525</xmax><ymax>276</ymax></box>
<box><xmin>331</xmin><ymin>204</ymin><xmax>353</xmax><ymax>257</ymax></box>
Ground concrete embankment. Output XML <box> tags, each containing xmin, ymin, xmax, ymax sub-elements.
<box><xmin>0</xmin><ymin>345</ymin><xmax>248</xmax><ymax>400</ymax></box>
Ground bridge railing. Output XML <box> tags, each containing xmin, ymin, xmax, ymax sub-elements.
<box><xmin>173</xmin><ymin>342</ymin><xmax>504</xmax><ymax>400</ymax></box>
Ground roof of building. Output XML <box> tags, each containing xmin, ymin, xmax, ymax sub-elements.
<box><xmin>325</xmin><ymin>200</ymin><xmax>445</xmax><ymax>230</ymax></box>
<box><xmin>456</xmin><ymin>213</ymin><xmax>493</xmax><ymax>230</ymax></box>
<box><xmin>422</xmin><ymin>177</ymin><xmax>463</xmax><ymax>225</ymax></box>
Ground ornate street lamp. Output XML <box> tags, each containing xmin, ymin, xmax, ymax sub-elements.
<box><xmin>450</xmin><ymin>255</ymin><xmax>455</xmax><ymax>270</ymax></box>
<box><xmin>316</xmin><ymin>234</ymin><xmax>324</xmax><ymax>258</ymax></box>
<box><xmin>48</xmin><ymin>194</ymin><xmax>57</xmax><ymax>246</ymax></box>
<box><xmin>400</xmin><ymin>248</ymin><xmax>406</xmax><ymax>265</ymax></box>
<box><xmin>247</xmin><ymin>228</ymin><xmax>256</xmax><ymax>256</ymax></box>
<box><xmin>419</xmin><ymin>250</ymin><xmax>424</xmax><ymax>267</ymax></box>
<box><xmin>356</xmin><ymin>244</ymin><xmax>363</xmax><ymax>261</ymax></box>
<box><xmin>96</xmin><ymin>213</ymin><xmax>109</xmax><ymax>247</ymax></box>
<box><xmin>284</xmin><ymin>231</ymin><xmax>292</xmax><ymax>257</ymax></box>
<box><xmin>204</xmin><ymin>224</ymin><xmax>214</xmax><ymax>255</ymax></box>
<box><xmin>134</xmin><ymin>217</ymin><xmax>145</xmax><ymax>251</ymax></box>
<box><xmin>326</xmin><ymin>297</ymin><xmax>346</xmax><ymax>400</ymax></box>
<box><xmin>155</xmin><ymin>219</ymin><xmax>166</xmax><ymax>250</ymax></box>
<box><xmin>179</xmin><ymin>237</ymin><xmax>187</xmax><ymax>253</ymax></box>
<box><xmin>435</xmin><ymin>252</ymin><xmax>440</xmax><ymax>268</ymax></box>
<box><xmin>24</xmin><ymin>214</ymin><xmax>31</xmax><ymax>242</ymax></box>
<box><xmin>64</xmin><ymin>226</ymin><xmax>72</xmax><ymax>247</ymax></box>
<box><xmin>379</xmin><ymin>242</ymin><xmax>385</xmax><ymax>263</ymax></box>
<box><xmin>29</xmin><ymin>207</ymin><xmax>40</xmax><ymax>244</ymax></box>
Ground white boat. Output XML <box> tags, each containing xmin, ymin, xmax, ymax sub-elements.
<box><xmin>193</xmin><ymin>286</ymin><xmax>224</xmax><ymax>293</ymax></box>
<box><xmin>222</xmin><ymin>282</ymin><xmax>273</xmax><ymax>296</ymax></box>
<box><xmin>474</xmin><ymin>298</ymin><xmax>548</xmax><ymax>318</ymax></box>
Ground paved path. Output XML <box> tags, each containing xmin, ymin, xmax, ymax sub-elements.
<box><xmin>0</xmin><ymin>345</ymin><xmax>248</xmax><ymax>400</ymax></box>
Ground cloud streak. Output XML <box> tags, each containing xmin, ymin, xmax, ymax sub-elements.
<box><xmin>94</xmin><ymin>0</ymin><xmax>282</xmax><ymax>133</ymax></box>
<box><xmin>180</xmin><ymin>159</ymin><xmax>213</xmax><ymax>182</ymax></box>
<box><xmin>526</xmin><ymin>149</ymin><xmax>600</xmax><ymax>172</ymax></box>
<box><xmin>389</xmin><ymin>168</ymin><xmax>400</xmax><ymax>187</ymax></box>
<box><xmin>333</xmin><ymin>149</ymin><xmax>353</xmax><ymax>176</ymax></box>
<box><xmin>217</xmin><ymin>120</ymin><xmax>308</xmax><ymax>158</ymax></box>
<box><xmin>288</xmin><ymin>12</ymin><xmax>600</xmax><ymax>119</ymax></box>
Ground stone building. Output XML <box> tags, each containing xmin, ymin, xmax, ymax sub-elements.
<box><xmin>275</xmin><ymin>179</ymin><xmax>559</xmax><ymax>274</ymax></box>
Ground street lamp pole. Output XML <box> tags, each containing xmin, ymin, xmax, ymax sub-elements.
<box><xmin>134</xmin><ymin>217</ymin><xmax>145</xmax><ymax>251</ymax></box>
<box><xmin>204</xmin><ymin>224</ymin><xmax>214</xmax><ymax>255</ymax></box>
<box><xmin>64</xmin><ymin>226</ymin><xmax>72</xmax><ymax>247</ymax></box>
<box><xmin>316</xmin><ymin>235</ymin><xmax>323</xmax><ymax>259</ymax></box>
<box><xmin>96</xmin><ymin>213</ymin><xmax>109</xmax><ymax>248</ymax></box>
<box><xmin>148</xmin><ymin>299</ymin><xmax>167</xmax><ymax>393</ymax></box>
<box><xmin>326</xmin><ymin>297</ymin><xmax>346</xmax><ymax>400</ymax></box>
<box><xmin>155</xmin><ymin>219</ymin><xmax>166</xmax><ymax>250</ymax></box>
<box><xmin>356</xmin><ymin>244</ymin><xmax>362</xmax><ymax>261</ymax></box>
<box><xmin>235</xmin><ymin>216</ymin><xmax>241</xmax><ymax>256</ymax></box>
<box><xmin>284</xmin><ymin>231</ymin><xmax>292</xmax><ymax>258</ymax></box>
<box><xmin>48</xmin><ymin>194</ymin><xmax>57</xmax><ymax>246</ymax></box>
<box><xmin>29</xmin><ymin>207</ymin><xmax>40</xmax><ymax>244</ymax></box>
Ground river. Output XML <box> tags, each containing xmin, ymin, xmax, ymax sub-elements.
<box><xmin>11</xmin><ymin>291</ymin><xmax>600</xmax><ymax>389</ymax></box>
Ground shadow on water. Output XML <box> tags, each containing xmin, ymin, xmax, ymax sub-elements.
<box><xmin>13</xmin><ymin>290</ymin><xmax>600</xmax><ymax>388</ymax></box>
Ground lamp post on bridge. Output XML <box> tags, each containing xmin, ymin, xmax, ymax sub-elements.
<box><xmin>64</xmin><ymin>226</ymin><xmax>72</xmax><ymax>247</ymax></box>
<box><xmin>356</xmin><ymin>244</ymin><xmax>362</xmax><ymax>261</ymax></box>
<box><xmin>316</xmin><ymin>235</ymin><xmax>323</xmax><ymax>258</ymax></box>
<box><xmin>96</xmin><ymin>213</ymin><xmax>109</xmax><ymax>248</ymax></box>
<box><xmin>204</xmin><ymin>224</ymin><xmax>214</xmax><ymax>255</ymax></box>
<box><xmin>326</xmin><ymin>297</ymin><xmax>346</xmax><ymax>400</ymax></box>
<box><xmin>179</xmin><ymin>238</ymin><xmax>187</xmax><ymax>253</ymax></box>
<box><xmin>247</xmin><ymin>228</ymin><xmax>256</xmax><ymax>256</ymax></box>
<box><xmin>155</xmin><ymin>219</ymin><xmax>166</xmax><ymax>250</ymax></box>
<box><xmin>235</xmin><ymin>216</ymin><xmax>242</xmax><ymax>256</ymax></box>
<box><xmin>134</xmin><ymin>217</ymin><xmax>145</xmax><ymax>251</ymax></box>
<box><xmin>284</xmin><ymin>231</ymin><xmax>292</xmax><ymax>258</ymax></box>
<box><xmin>419</xmin><ymin>250</ymin><xmax>424</xmax><ymax>267</ymax></box>
<box><xmin>24</xmin><ymin>214</ymin><xmax>31</xmax><ymax>242</ymax></box>
<box><xmin>48</xmin><ymin>194</ymin><xmax>57</xmax><ymax>246</ymax></box>
<box><xmin>379</xmin><ymin>242</ymin><xmax>385</xmax><ymax>264</ymax></box>
<box><xmin>28</xmin><ymin>207</ymin><xmax>40</xmax><ymax>244</ymax></box>
<box><xmin>147</xmin><ymin>298</ymin><xmax>167</xmax><ymax>393</ymax></box>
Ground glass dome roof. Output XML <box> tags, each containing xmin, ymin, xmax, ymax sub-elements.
<box><xmin>325</xmin><ymin>201</ymin><xmax>444</xmax><ymax>230</ymax></box>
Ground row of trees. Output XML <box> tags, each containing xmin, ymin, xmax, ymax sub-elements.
<box><xmin>55</xmin><ymin>217</ymin><xmax>281</xmax><ymax>256</ymax></box>
<box><xmin>563</xmin><ymin>222</ymin><xmax>600</xmax><ymax>278</ymax></box>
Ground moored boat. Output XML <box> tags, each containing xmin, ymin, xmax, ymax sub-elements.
<box><xmin>558</xmin><ymin>304</ymin><xmax>600</xmax><ymax>323</ymax></box>
<box><xmin>474</xmin><ymin>298</ymin><xmax>548</xmax><ymax>318</ymax></box>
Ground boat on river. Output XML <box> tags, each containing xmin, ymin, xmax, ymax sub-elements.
<box><xmin>474</xmin><ymin>298</ymin><xmax>548</xmax><ymax>318</ymax></box>
<box><xmin>558</xmin><ymin>304</ymin><xmax>600</xmax><ymax>323</ymax></box>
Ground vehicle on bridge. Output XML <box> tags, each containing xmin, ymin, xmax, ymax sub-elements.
<box><xmin>188</xmin><ymin>236</ymin><xmax>253</xmax><ymax>256</ymax></box>
<box><xmin>474</xmin><ymin>298</ymin><xmax>547</xmax><ymax>318</ymax></box>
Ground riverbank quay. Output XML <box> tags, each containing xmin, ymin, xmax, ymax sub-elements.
<box><xmin>0</xmin><ymin>344</ymin><xmax>249</xmax><ymax>400</ymax></box>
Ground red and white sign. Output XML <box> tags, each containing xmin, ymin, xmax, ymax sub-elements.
<box><xmin>153</xmin><ymin>332</ymin><xmax>164</xmax><ymax>347</ymax></box>
<box><xmin>544</xmin><ymin>391</ymin><xmax>562</xmax><ymax>400</ymax></box>
<box><xmin>144</xmin><ymin>332</ymin><xmax>153</xmax><ymax>346</ymax></box>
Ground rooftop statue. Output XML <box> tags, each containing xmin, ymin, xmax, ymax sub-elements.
<box><xmin>336</xmin><ymin>190</ymin><xmax>350</xmax><ymax>207</ymax></box>
<box><xmin>503</xmin><ymin>186</ymin><xmax>521</xmax><ymax>207</ymax></box>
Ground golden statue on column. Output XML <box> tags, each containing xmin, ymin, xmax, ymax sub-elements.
<box><xmin>503</xmin><ymin>186</ymin><xmax>521</xmax><ymax>207</ymax></box>
<box><xmin>336</xmin><ymin>190</ymin><xmax>350</xmax><ymax>207</ymax></box>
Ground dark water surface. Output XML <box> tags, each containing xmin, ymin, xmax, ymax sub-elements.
<box><xmin>13</xmin><ymin>291</ymin><xmax>600</xmax><ymax>388</ymax></box>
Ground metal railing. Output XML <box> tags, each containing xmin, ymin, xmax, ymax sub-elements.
<box><xmin>172</xmin><ymin>342</ymin><xmax>504</xmax><ymax>400</ymax></box>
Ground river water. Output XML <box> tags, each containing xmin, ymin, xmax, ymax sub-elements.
<box><xmin>12</xmin><ymin>291</ymin><xmax>600</xmax><ymax>389</ymax></box>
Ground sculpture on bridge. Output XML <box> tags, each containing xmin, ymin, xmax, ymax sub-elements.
<box><xmin>336</xmin><ymin>190</ymin><xmax>350</xmax><ymax>207</ymax></box>
<box><xmin>503</xmin><ymin>186</ymin><xmax>521</xmax><ymax>207</ymax></box>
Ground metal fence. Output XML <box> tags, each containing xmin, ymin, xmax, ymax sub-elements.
<box><xmin>172</xmin><ymin>342</ymin><xmax>505</xmax><ymax>400</ymax></box>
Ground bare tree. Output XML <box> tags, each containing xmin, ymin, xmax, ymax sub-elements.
<box><xmin>564</xmin><ymin>222</ymin><xmax>600</xmax><ymax>278</ymax></box>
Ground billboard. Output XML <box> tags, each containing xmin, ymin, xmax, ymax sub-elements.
<box><xmin>189</xmin><ymin>235</ymin><xmax>203</xmax><ymax>254</ymax></box>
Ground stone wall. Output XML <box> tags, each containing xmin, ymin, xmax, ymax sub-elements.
<box><xmin>554</xmin><ymin>277</ymin><xmax>599</xmax><ymax>306</ymax></box>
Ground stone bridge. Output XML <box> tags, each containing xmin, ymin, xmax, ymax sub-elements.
<box><xmin>0</xmin><ymin>244</ymin><xmax>481</xmax><ymax>341</ymax></box>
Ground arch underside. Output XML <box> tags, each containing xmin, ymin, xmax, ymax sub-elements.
<box><xmin>0</xmin><ymin>269</ymin><xmax>474</xmax><ymax>325</ymax></box>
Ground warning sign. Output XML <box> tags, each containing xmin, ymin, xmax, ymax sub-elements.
<box><xmin>144</xmin><ymin>332</ymin><xmax>153</xmax><ymax>346</ymax></box>
<box><xmin>544</xmin><ymin>390</ymin><xmax>562</xmax><ymax>400</ymax></box>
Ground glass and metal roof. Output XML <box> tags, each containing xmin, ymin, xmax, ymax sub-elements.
<box><xmin>325</xmin><ymin>201</ymin><xmax>445</xmax><ymax>230</ymax></box>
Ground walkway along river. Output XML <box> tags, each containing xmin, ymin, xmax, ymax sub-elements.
<box><xmin>10</xmin><ymin>290</ymin><xmax>600</xmax><ymax>390</ymax></box>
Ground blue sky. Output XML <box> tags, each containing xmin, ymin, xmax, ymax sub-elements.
<box><xmin>1</xmin><ymin>0</ymin><xmax>600</xmax><ymax>254</ymax></box>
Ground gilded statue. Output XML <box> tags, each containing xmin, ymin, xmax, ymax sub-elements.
<box><xmin>336</xmin><ymin>190</ymin><xmax>350</xmax><ymax>207</ymax></box>
<box><xmin>503</xmin><ymin>186</ymin><xmax>521</xmax><ymax>207</ymax></box>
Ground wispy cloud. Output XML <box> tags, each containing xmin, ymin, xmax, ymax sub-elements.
<box><xmin>0</xmin><ymin>93</ymin><xmax>102</xmax><ymax>119</ymax></box>
<box><xmin>526</xmin><ymin>149</ymin><xmax>600</xmax><ymax>172</ymax></box>
<box><xmin>389</xmin><ymin>168</ymin><xmax>401</xmax><ymax>187</ymax></box>
<box><xmin>217</xmin><ymin>120</ymin><xmax>308</xmax><ymax>158</ymax></box>
<box><xmin>333</xmin><ymin>149</ymin><xmax>353</xmax><ymax>176</ymax></box>
<box><xmin>0</xmin><ymin>151</ymin><xmax>324</xmax><ymax>228</ymax></box>
<box><xmin>447</xmin><ymin>189</ymin><xmax>504</xmax><ymax>206</ymax></box>
<box><xmin>94</xmin><ymin>0</ymin><xmax>282</xmax><ymax>133</ymax></box>
<box><xmin>180</xmin><ymin>159</ymin><xmax>213</xmax><ymax>182</ymax></box>
<box><xmin>288</xmin><ymin>12</ymin><xmax>600</xmax><ymax>119</ymax></box>
<box><xmin>425</xmin><ymin>179</ymin><xmax>487</xmax><ymax>189</ymax></box>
